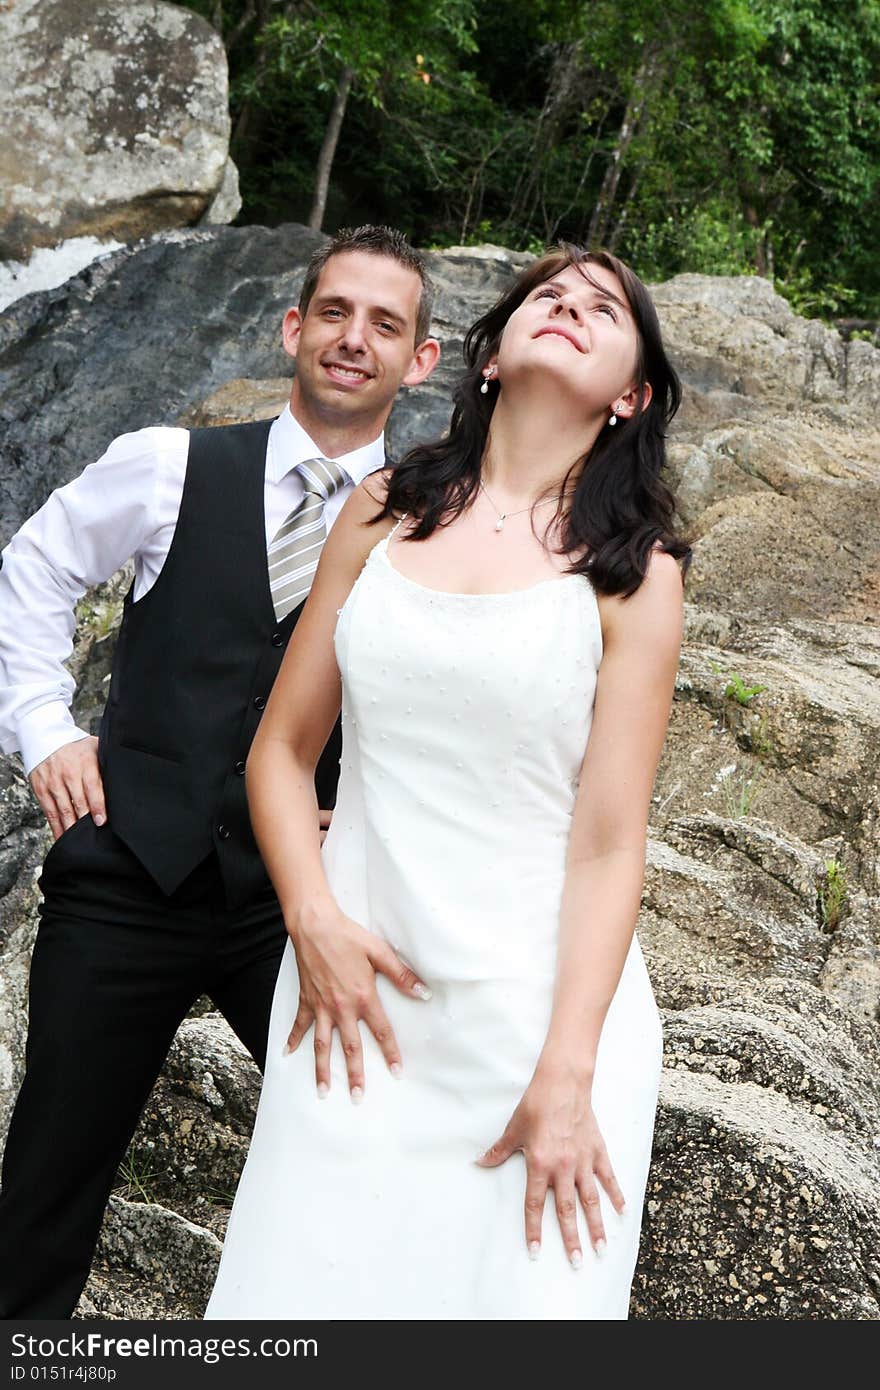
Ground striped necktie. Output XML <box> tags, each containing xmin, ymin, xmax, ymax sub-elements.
<box><xmin>268</xmin><ymin>457</ymin><xmax>348</xmax><ymax>620</ymax></box>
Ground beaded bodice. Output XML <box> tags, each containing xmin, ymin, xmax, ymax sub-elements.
<box><xmin>328</xmin><ymin>530</ymin><xmax>603</xmax><ymax>980</ymax></box>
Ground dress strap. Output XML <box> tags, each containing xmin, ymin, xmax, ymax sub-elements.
<box><xmin>386</xmin><ymin>512</ymin><xmax>409</xmax><ymax>545</ymax></box>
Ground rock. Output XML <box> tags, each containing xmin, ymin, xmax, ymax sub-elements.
<box><xmin>667</xmin><ymin>420</ymin><xmax>880</xmax><ymax>623</ymax></box>
<box><xmin>0</xmin><ymin>237</ymin><xmax>126</xmax><ymax>315</ymax></box>
<box><xmin>67</xmin><ymin>565</ymin><xmax>134</xmax><ymax>737</ymax></box>
<box><xmin>641</xmin><ymin>818</ymin><xmax>831</xmax><ymax>987</ymax></box>
<box><xmin>199</xmin><ymin>158</ymin><xmax>242</xmax><ymax>228</ymax></box>
<box><xmin>1</xmin><ymin>236</ymin><xmax>879</xmax><ymax>1318</ymax></box>
<box><xmin>80</xmin><ymin>1196</ymin><xmax>221</xmax><ymax>1319</ymax></box>
<box><xmin>437</xmin><ymin>243</ymin><xmax>535</xmax><ymax>269</ymax></box>
<box><xmin>663</xmin><ymin>625</ymin><xmax>880</xmax><ymax>864</ymax></box>
<box><xmin>634</xmin><ymin>980</ymin><xmax>880</xmax><ymax>1318</ymax></box>
<box><xmin>652</xmin><ymin>273</ymin><xmax>880</xmax><ymax>415</ymax></box>
<box><xmin>638</xmin><ymin>1074</ymin><xmax>880</xmax><ymax>1319</ymax></box>
<box><xmin>0</xmin><ymin>758</ymin><xmax>44</xmax><ymax>917</ymax></box>
<box><xmin>0</xmin><ymin>758</ymin><xmax>45</xmax><ymax>1140</ymax></box>
<box><xmin>124</xmin><ymin>1016</ymin><xmax>261</xmax><ymax>1208</ymax></box>
<box><xmin>0</xmin><ymin>0</ymin><xmax>233</xmax><ymax>260</ymax></box>
<box><xmin>179</xmin><ymin>377</ymin><xmax>292</xmax><ymax>428</ymax></box>
<box><xmin>819</xmin><ymin>938</ymin><xmax>880</xmax><ymax>1024</ymax></box>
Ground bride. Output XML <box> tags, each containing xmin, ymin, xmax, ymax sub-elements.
<box><xmin>205</xmin><ymin>245</ymin><xmax>690</xmax><ymax>1320</ymax></box>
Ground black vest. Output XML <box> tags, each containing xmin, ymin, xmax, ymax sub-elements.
<box><xmin>99</xmin><ymin>420</ymin><xmax>342</xmax><ymax>908</ymax></box>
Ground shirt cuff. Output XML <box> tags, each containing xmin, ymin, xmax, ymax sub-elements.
<box><xmin>17</xmin><ymin>703</ymin><xmax>91</xmax><ymax>778</ymax></box>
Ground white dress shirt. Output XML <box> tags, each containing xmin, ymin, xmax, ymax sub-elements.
<box><xmin>0</xmin><ymin>405</ymin><xmax>386</xmax><ymax>775</ymax></box>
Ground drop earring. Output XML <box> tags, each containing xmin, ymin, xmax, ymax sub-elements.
<box><xmin>608</xmin><ymin>405</ymin><xmax>619</xmax><ymax>426</ymax></box>
<box><xmin>480</xmin><ymin>366</ymin><xmax>496</xmax><ymax>395</ymax></box>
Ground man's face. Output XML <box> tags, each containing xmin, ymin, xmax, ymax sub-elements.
<box><xmin>283</xmin><ymin>250</ymin><xmax>435</xmax><ymax>425</ymax></box>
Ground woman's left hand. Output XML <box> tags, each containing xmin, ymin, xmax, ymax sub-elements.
<box><xmin>475</xmin><ymin>1058</ymin><xmax>625</xmax><ymax>1266</ymax></box>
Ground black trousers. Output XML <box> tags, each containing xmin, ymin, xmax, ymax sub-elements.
<box><xmin>0</xmin><ymin>814</ymin><xmax>286</xmax><ymax>1319</ymax></box>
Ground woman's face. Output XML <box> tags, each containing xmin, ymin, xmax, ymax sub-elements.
<box><xmin>493</xmin><ymin>261</ymin><xmax>644</xmax><ymax>419</ymax></box>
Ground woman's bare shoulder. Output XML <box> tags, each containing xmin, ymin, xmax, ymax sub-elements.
<box><xmin>599</xmin><ymin>545</ymin><xmax>683</xmax><ymax>659</ymax></box>
<box><xmin>321</xmin><ymin>467</ymin><xmax>397</xmax><ymax>569</ymax></box>
<box><xmin>358</xmin><ymin>465</ymin><xmax>395</xmax><ymax>513</ymax></box>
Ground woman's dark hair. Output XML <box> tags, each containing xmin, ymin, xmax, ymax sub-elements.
<box><xmin>376</xmin><ymin>244</ymin><xmax>692</xmax><ymax>596</ymax></box>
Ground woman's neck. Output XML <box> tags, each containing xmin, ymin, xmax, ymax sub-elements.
<box><xmin>481</xmin><ymin>394</ymin><xmax>602</xmax><ymax>505</ymax></box>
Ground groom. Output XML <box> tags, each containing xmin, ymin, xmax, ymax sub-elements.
<box><xmin>0</xmin><ymin>224</ymin><xmax>440</xmax><ymax>1318</ymax></box>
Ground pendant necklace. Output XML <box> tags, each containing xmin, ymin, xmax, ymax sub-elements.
<box><xmin>478</xmin><ymin>478</ymin><xmax>570</xmax><ymax>533</ymax></box>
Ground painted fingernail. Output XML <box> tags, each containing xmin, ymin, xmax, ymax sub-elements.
<box><xmin>570</xmin><ymin>1249</ymin><xmax>583</xmax><ymax>1270</ymax></box>
<box><xmin>390</xmin><ymin>1062</ymin><xmax>403</xmax><ymax>1078</ymax></box>
<box><xmin>595</xmin><ymin>1238</ymin><xmax>607</xmax><ymax>1257</ymax></box>
<box><xmin>412</xmin><ymin>983</ymin><xmax>432</xmax><ymax>1001</ymax></box>
<box><xmin>283</xmin><ymin>1042</ymin><xmax>293</xmax><ymax>1055</ymax></box>
<box><xmin>351</xmin><ymin>1086</ymin><xmax>364</xmax><ymax>1105</ymax></box>
<box><xmin>94</xmin><ymin>814</ymin><xmax>106</xmax><ymax>826</ymax></box>
<box><xmin>316</xmin><ymin>1082</ymin><xmax>328</xmax><ymax>1099</ymax></box>
<box><xmin>528</xmin><ymin>1241</ymin><xmax>541</xmax><ymax>1261</ymax></box>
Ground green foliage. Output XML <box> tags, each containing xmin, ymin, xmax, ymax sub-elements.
<box><xmin>818</xmin><ymin>858</ymin><xmax>849</xmax><ymax>932</ymax></box>
<box><xmin>262</xmin><ymin>0</ymin><xmax>477</xmax><ymax>108</ymax></box>
<box><xmin>115</xmin><ymin>1147</ymin><xmax>160</xmax><ymax>1203</ymax></box>
<box><xmin>627</xmin><ymin>204</ymin><xmax>769</xmax><ymax>281</ymax></box>
<box><xmin>709</xmin><ymin>660</ymin><xmax>769</xmax><ymax>707</ymax></box>
<box><xmin>178</xmin><ymin>0</ymin><xmax>880</xmax><ymax>316</ymax></box>
<box><xmin>774</xmin><ymin>269</ymin><xmax>858</xmax><ymax>319</ymax></box>
<box><xmin>724</xmin><ymin>673</ymin><xmax>768</xmax><ymax>706</ymax></box>
<box><xmin>717</xmin><ymin>760</ymin><xmax>764</xmax><ymax>818</ymax></box>
<box><xmin>203</xmin><ymin>1185</ymin><xmax>236</xmax><ymax>1208</ymax></box>
<box><xmin>747</xmin><ymin>710</ymin><xmax>774</xmax><ymax>759</ymax></box>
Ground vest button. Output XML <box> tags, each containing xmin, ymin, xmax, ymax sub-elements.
<box><xmin>254</xmin><ymin>695</ymin><xmax>267</xmax><ymax>710</ymax></box>
<box><xmin>217</xmin><ymin>824</ymin><xmax>231</xmax><ymax>840</ymax></box>
<box><xmin>234</xmin><ymin>760</ymin><xmax>246</xmax><ymax>776</ymax></box>
<box><xmin>271</xmin><ymin>632</ymin><xmax>285</xmax><ymax>647</ymax></box>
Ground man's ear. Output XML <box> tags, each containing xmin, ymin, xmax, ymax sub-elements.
<box><xmin>281</xmin><ymin>306</ymin><xmax>303</xmax><ymax>362</ymax></box>
<box><xmin>616</xmin><ymin>379</ymin><xmax>653</xmax><ymax>419</ymax></box>
<box><xmin>403</xmin><ymin>336</ymin><xmax>441</xmax><ymax>387</ymax></box>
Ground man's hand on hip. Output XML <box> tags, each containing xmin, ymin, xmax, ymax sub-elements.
<box><xmin>29</xmin><ymin>736</ymin><xmax>106</xmax><ymax>840</ymax></box>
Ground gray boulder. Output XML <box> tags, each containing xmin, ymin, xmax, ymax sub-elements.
<box><xmin>80</xmin><ymin>1196</ymin><xmax>221</xmax><ymax>1319</ymax></box>
<box><xmin>652</xmin><ymin>273</ymin><xmax>880</xmax><ymax>416</ymax></box>
<box><xmin>0</xmin><ymin>759</ymin><xmax>44</xmax><ymax>1140</ymax></box>
<box><xmin>124</xmin><ymin>1016</ymin><xmax>261</xmax><ymax>1210</ymax></box>
<box><xmin>634</xmin><ymin>978</ymin><xmax>880</xmax><ymax>1319</ymax></box>
<box><xmin>0</xmin><ymin>0</ymin><xmax>237</xmax><ymax>261</ymax></box>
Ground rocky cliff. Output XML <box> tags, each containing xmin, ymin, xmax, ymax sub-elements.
<box><xmin>0</xmin><ymin>226</ymin><xmax>878</xmax><ymax>1319</ymax></box>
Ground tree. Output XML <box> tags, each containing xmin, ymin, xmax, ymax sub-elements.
<box><xmin>259</xmin><ymin>0</ymin><xmax>478</xmax><ymax>230</ymax></box>
<box><xmin>177</xmin><ymin>0</ymin><xmax>880</xmax><ymax>316</ymax></box>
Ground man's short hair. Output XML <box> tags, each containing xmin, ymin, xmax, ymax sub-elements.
<box><xmin>299</xmin><ymin>225</ymin><xmax>435</xmax><ymax>345</ymax></box>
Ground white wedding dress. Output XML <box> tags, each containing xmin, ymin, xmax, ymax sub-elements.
<box><xmin>205</xmin><ymin>525</ymin><xmax>663</xmax><ymax>1321</ymax></box>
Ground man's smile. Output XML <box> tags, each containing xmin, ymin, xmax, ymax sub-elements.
<box><xmin>322</xmin><ymin>360</ymin><xmax>375</xmax><ymax>386</ymax></box>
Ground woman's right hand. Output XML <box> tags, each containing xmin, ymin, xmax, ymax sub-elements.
<box><xmin>285</xmin><ymin>908</ymin><xmax>432</xmax><ymax>1101</ymax></box>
